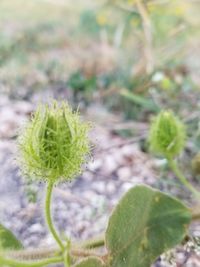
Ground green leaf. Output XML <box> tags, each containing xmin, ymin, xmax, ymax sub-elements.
<box><xmin>0</xmin><ymin>224</ymin><xmax>23</xmax><ymax>250</ymax></box>
<box><xmin>74</xmin><ymin>257</ymin><xmax>105</xmax><ymax>267</ymax></box>
<box><xmin>120</xmin><ymin>88</ymin><xmax>160</xmax><ymax>112</ymax></box>
<box><xmin>105</xmin><ymin>185</ymin><xmax>191</xmax><ymax>267</ymax></box>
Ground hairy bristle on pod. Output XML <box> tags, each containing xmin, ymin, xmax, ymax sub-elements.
<box><xmin>149</xmin><ymin>110</ymin><xmax>186</xmax><ymax>158</ymax></box>
<box><xmin>17</xmin><ymin>101</ymin><xmax>91</xmax><ymax>183</ymax></box>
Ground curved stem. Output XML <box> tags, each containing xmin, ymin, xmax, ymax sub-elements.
<box><xmin>82</xmin><ymin>236</ymin><xmax>105</xmax><ymax>249</ymax></box>
<box><xmin>136</xmin><ymin>0</ymin><xmax>154</xmax><ymax>73</ymax></box>
<box><xmin>5</xmin><ymin>237</ymin><xmax>105</xmax><ymax>262</ymax></box>
<box><xmin>45</xmin><ymin>181</ymin><xmax>65</xmax><ymax>251</ymax></box>
<box><xmin>0</xmin><ymin>255</ymin><xmax>63</xmax><ymax>267</ymax></box>
<box><xmin>168</xmin><ymin>157</ymin><xmax>200</xmax><ymax>200</ymax></box>
<box><xmin>71</xmin><ymin>248</ymin><xmax>105</xmax><ymax>259</ymax></box>
<box><xmin>5</xmin><ymin>248</ymin><xmax>59</xmax><ymax>261</ymax></box>
<box><xmin>64</xmin><ymin>239</ymin><xmax>71</xmax><ymax>267</ymax></box>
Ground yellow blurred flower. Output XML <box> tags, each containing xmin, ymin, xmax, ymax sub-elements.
<box><xmin>147</xmin><ymin>4</ymin><xmax>157</xmax><ymax>13</ymax></box>
<box><xmin>130</xmin><ymin>18</ymin><xmax>140</xmax><ymax>28</ymax></box>
<box><xmin>174</xmin><ymin>5</ymin><xmax>187</xmax><ymax>16</ymax></box>
<box><xmin>127</xmin><ymin>0</ymin><xmax>136</xmax><ymax>5</ymax></box>
<box><xmin>96</xmin><ymin>13</ymin><xmax>108</xmax><ymax>26</ymax></box>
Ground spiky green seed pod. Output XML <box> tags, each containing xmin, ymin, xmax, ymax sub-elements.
<box><xmin>18</xmin><ymin>101</ymin><xmax>90</xmax><ymax>183</ymax></box>
<box><xmin>149</xmin><ymin>110</ymin><xmax>186</xmax><ymax>158</ymax></box>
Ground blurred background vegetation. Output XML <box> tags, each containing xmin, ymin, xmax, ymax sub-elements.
<box><xmin>1</xmin><ymin>0</ymin><xmax>200</xmax><ymax>147</ymax></box>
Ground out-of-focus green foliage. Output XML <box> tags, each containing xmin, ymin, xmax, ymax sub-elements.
<box><xmin>0</xmin><ymin>224</ymin><xmax>23</xmax><ymax>250</ymax></box>
<box><xmin>68</xmin><ymin>71</ymin><xmax>97</xmax><ymax>93</ymax></box>
<box><xmin>0</xmin><ymin>0</ymin><xmax>200</xmax><ymax>134</ymax></box>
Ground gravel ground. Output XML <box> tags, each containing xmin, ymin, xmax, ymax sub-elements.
<box><xmin>0</xmin><ymin>93</ymin><xmax>200</xmax><ymax>266</ymax></box>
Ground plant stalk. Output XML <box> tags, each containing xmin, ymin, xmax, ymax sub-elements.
<box><xmin>5</xmin><ymin>237</ymin><xmax>105</xmax><ymax>261</ymax></box>
<box><xmin>64</xmin><ymin>239</ymin><xmax>71</xmax><ymax>267</ymax></box>
<box><xmin>191</xmin><ymin>206</ymin><xmax>200</xmax><ymax>221</ymax></box>
<box><xmin>82</xmin><ymin>236</ymin><xmax>105</xmax><ymax>249</ymax></box>
<box><xmin>168</xmin><ymin>157</ymin><xmax>200</xmax><ymax>200</ymax></box>
<box><xmin>45</xmin><ymin>181</ymin><xmax>65</xmax><ymax>251</ymax></box>
<box><xmin>71</xmin><ymin>248</ymin><xmax>103</xmax><ymax>258</ymax></box>
<box><xmin>0</xmin><ymin>255</ymin><xmax>63</xmax><ymax>267</ymax></box>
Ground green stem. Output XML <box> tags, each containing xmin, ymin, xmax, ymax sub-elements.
<box><xmin>71</xmin><ymin>248</ymin><xmax>103</xmax><ymax>258</ymax></box>
<box><xmin>45</xmin><ymin>181</ymin><xmax>65</xmax><ymax>251</ymax></box>
<box><xmin>5</xmin><ymin>237</ymin><xmax>105</xmax><ymax>262</ymax></box>
<box><xmin>191</xmin><ymin>205</ymin><xmax>200</xmax><ymax>221</ymax></box>
<box><xmin>82</xmin><ymin>236</ymin><xmax>105</xmax><ymax>249</ymax></box>
<box><xmin>192</xmin><ymin>212</ymin><xmax>200</xmax><ymax>221</ymax></box>
<box><xmin>0</xmin><ymin>255</ymin><xmax>63</xmax><ymax>267</ymax></box>
<box><xmin>168</xmin><ymin>157</ymin><xmax>200</xmax><ymax>200</ymax></box>
<box><xmin>64</xmin><ymin>239</ymin><xmax>71</xmax><ymax>267</ymax></box>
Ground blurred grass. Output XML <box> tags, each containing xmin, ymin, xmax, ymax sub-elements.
<box><xmin>1</xmin><ymin>0</ymin><xmax>200</xmax><ymax>167</ymax></box>
<box><xmin>0</xmin><ymin>0</ymin><xmax>200</xmax><ymax>125</ymax></box>
<box><xmin>0</xmin><ymin>0</ymin><xmax>94</xmax><ymax>22</ymax></box>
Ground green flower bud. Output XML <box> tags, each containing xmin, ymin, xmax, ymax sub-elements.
<box><xmin>149</xmin><ymin>110</ymin><xmax>186</xmax><ymax>158</ymax></box>
<box><xmin>18</xmin><ymin>101</ymin><xmax>91</xmax><ymax>183</ymax></box>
